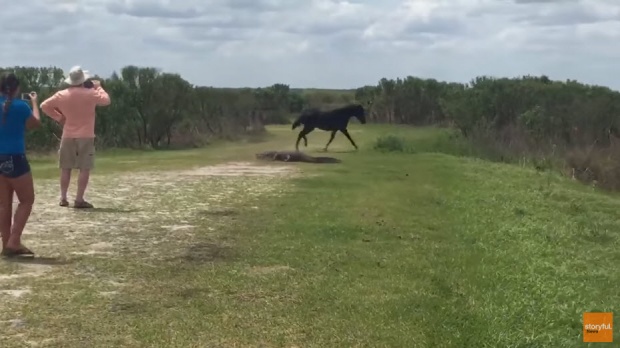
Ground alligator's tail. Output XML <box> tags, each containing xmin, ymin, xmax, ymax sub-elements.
<box><xmin>292</xmin><ymin>116</ymin><xmax>302</xmax><ymax>130</ymax></box>
<box><xmin>313</xmin><ymin>157</ymin><xmax>342</xmax><ymax>164</ymax></box>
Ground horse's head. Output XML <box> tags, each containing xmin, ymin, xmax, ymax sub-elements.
<box><xmin>353</xmin><ymin>104</ymin><xmax>367</xmax><ymax>124</ymax></box>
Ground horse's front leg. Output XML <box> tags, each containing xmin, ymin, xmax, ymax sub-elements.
<box><xmin>340</xmin><ymin>128</ymin><xmax>358</xmax><ymax>150</ymax></box>
<box><xmin>295</xmin><ymin>132</ymin><xmax>303</xmax><ymax>151</ymax></box>
<box><xmin>324</xmin><ymin>130</ymin><xmax>337</xmax><ymax>151</ymax></box>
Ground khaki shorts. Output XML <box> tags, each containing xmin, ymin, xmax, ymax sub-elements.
<box><xmin>58</xmin><ymin>138</ymin><xmax>96</xmax><ymax>170</ymax></box>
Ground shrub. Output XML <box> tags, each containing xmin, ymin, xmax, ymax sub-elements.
<box><xmin>565</xmin><ymin>143</ymin><xmax>620</xmax><ymax>191</ymax></box>
<box><xmin>373</xmin><ymin>135</ymin><xmax>409</xmax><ymax>152</ymax></box>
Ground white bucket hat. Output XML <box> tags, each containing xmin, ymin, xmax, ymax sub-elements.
<box><xmin>64</xmin><ymin>65</ymin><xmax>92</xmax><ymax>86</ymax></box>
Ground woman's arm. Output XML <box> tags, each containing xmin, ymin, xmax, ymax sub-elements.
<box><xmin>25</xmin><ymin>92</ymin><xmax>41</xmax><ymax>130</ymax></box>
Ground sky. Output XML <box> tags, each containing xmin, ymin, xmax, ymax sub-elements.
<box><xmin>2</xmin><ymin>0</ymin><xmax>619</xmax><ymax>90</ymax></box>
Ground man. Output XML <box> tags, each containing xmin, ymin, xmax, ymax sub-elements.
<box><xmin>40</xmin><ymin>66</ymin><xmax>111</xmax><ymax>209</ymax></box>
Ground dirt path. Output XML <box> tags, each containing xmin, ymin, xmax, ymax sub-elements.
<box><xmin>0</xmin><ymin>161</ymin><xmax>297</xmax><ymax>346</ymax></box>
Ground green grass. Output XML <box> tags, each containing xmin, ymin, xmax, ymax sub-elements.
<box><xmin>1</xmin><ymin>125</ymin><xmax>618</xmax><ymax>347</ymax></box>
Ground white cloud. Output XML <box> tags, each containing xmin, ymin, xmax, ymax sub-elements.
<box><xmin>1</xmin><ymin>0</ymin><xmax>620</xmax><ymax>89</ymax></box>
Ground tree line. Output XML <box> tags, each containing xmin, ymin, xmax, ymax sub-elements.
<box><xmin>356</xmin><ymin>75</ymin><xmax>619</xmax><ymax>145</ymax></box>
<box><xmin>356</xmin><ymin>75</ymin><xmax>620</xmax><ymax>190</ymax></box>
<box><xmin>1</xmin><ymin>65</ymin><xmax>356</xmax><ymax>150</ymax></box>
<box><xmin>3</xmin><ymin>65</ymin><xmax>619</xmax><ymax>189</ymax></box>
<box><xmin>5</xmin><ymin>65</ymin><xmax>618</xmax><ymax>152</ymax></box>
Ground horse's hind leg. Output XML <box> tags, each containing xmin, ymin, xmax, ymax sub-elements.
<box><xmin>324</xmin><ymin>130</ymin><xmax>337</xmax><ymax>151</ymax></box>
<box><xmin>340</xmin><ymin>129</ymin><xmax>358</xmax><ymax>150</ymax></box>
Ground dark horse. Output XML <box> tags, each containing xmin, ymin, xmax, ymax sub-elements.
<box><xmin>291</xmin><ymin>104</ymin><xmax>367</xmax><ymax>151</ymax></box>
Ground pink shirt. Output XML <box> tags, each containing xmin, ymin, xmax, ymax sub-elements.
<box><xmin>40</xmin><ymin>86</ymin><xmax>111</xmax><ymax>139</ymax></box>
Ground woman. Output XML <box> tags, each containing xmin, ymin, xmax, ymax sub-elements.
<box><xmin>0</xmin><ymin>72</ymin><xmax>41</xmax><ymax>257</ymax></box>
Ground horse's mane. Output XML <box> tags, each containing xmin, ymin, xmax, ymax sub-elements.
<box><xmin>301</xmin><ymin>107</ymin><xmax>321</xmax><ymax>116</ymax></box>
<box><xmin>332</xmin><ymin>104</ymin><xmax>364</xmax><ymax>113</ymax></box>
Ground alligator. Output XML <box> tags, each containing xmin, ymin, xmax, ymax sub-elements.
<box><xmin>255</xmin><ymin>150</ymin><xmax>342</xmax><ymax>164</ymax></box>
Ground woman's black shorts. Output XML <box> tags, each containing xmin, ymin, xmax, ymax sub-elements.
<box><xmin>0</xmin><ymin>154</ymin><xmax>31</xmax><ymax>178</ymax></box>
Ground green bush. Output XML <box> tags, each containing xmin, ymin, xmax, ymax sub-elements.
<box><xmin>373</xmin><ymin>135</ymin><xmax>409</xmax><ymax>153</ymax></box>
<box><xmin>373</xmin><ymin>130</ymin><xmax>476</xmax><ymax>157</ymax></box>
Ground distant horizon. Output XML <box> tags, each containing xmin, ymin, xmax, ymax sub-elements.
<box><xmin>7</xmin><ymin>65</ymin><xmax>617</xmax><ymax>92</ymax></box>
<box><xmin>92</xmin><ymin>67</ymin><xmax>620</xmax><ymax>92</ymax></box>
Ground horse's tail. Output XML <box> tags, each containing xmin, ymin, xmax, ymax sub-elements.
<box><xmin>292</xmin><ymin>116</ymin><xmax>303</xmax><ymax>130</ymax></box>
<box><xmin>293</xmin><ymin>108</ymin><xmax>320</xmax><ymax>129</ymax></box>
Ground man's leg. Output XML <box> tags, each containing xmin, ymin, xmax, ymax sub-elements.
<box><xmin>60</xmin><ymin>169</ymin><xmax>71</xmax><ymax>203</ymax></box>
<box><xmin>74</xmin><ymin>138</ymin><xmax>95</xmax><ymax>208</ymax></box>
<box><xmin>75</xmin><ymin>169</ymin><xmax>90</xmax><ymax>203</ymax></box>
<box><xmin>58</xmin><ymin>138</ymin><xmax>76</xmax><ymax>206</ymax></box>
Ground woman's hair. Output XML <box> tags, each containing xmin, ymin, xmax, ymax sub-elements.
<box><xmin>0</xmin><ymin>72</ymin><xmax>20</xmax><ymax>124</ymax></box>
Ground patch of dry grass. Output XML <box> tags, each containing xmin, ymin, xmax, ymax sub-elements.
<box><xmin>0</xmin><ymin>162</ymin><xmax>296</xmax><ymax>348</ymax></box>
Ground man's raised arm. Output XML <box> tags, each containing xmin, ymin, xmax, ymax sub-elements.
<box><xmin>92</xmin><ymin>80</ymin><xmax>111</xmax><ymax>106</ymax></box>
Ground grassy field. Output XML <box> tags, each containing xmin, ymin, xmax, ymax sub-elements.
<box><xmin>1</xmin><ymin>125</ymin><xmax>618</xmax><ymax>347</ymax></box>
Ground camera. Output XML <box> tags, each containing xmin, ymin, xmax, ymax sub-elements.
<box><xmin>83</xmin><ymin>79</ymin><xmax>94</xmax><ymax>89</ymax></box>
<box><xmin>21</xmin><ymin>93</ymin><xmax>31</xmax><ymax>100</ymax></box>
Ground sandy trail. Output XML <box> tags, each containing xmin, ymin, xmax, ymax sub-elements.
<box><xmin>0</xmin><ymin>161</ymin><xmax>296</xmax><ymax>319</ymax></box>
